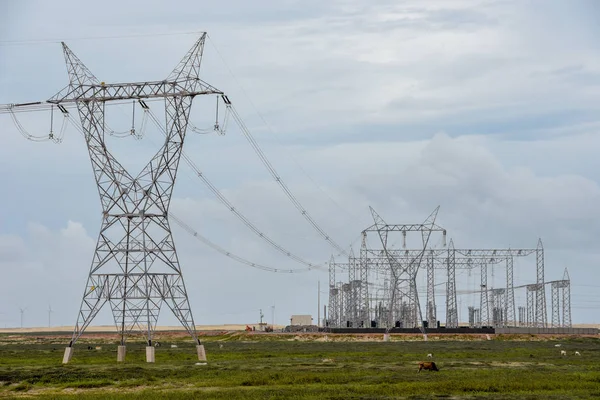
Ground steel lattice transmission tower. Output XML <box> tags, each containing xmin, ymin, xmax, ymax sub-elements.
<box><xmin>45</xmin><ymin>34</ymin><xmax>224</xmax><ymax>363</ymax></box>
<box><xmin>367</xmin><ymin>206</ymin><xmax>441</xmax><ymax>332</ymax></box>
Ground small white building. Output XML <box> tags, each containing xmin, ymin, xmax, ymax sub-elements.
<box><xmin>290</xmin><ymin>315</ymin><xmax>313</xmax><ymax>326</ymax></box>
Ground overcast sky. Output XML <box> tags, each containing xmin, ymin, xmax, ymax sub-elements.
<box><xmin>1</xmin><ymin>0</ymin><xmax>600</xmax><ymax>330</ymax></box>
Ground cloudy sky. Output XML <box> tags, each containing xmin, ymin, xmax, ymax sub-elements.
<box><xmin>1</xmin><ymin>0</ymin><xmax>599</xmax><ymax>330</ymax></box>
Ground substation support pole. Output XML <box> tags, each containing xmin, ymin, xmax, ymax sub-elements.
<box><xmin>328</xmin><ymin>256</ymin><xmax>338</xmax><ymax>328</ymax></box>
<box><xmin>359</xmin><ymin>232</ymin><xmax>369</xmax><ymax>327</ymax></box>
<box><xmin>562</xmin><ymin>268</ymin><xmax>572</xmax><ymax>328</ymax></box>
<box><xmin>506</xmin><ymin>256</ymin><xmax>516</xmax><ymax>327</ymax></box>
<box><xmin>551</xmin><ymin>282</ymin><xmax>560</xmax><ymax>328</ymax></box>
<box><xmin>446</xmin><ymin>240</ymin><xmax>458</xmax><ymax>328</ymax></box>
<box><xmin>348</xmin><ymin>248</ymin><xmax>357</xmax><ymax>327</ymax></box>
<box><xmin>526</xmin><ymin>285</ymin><xmax>535</xmax><ymax>327</ymax></box>
<box><xmin>480</xmin><ymin>262</ymin><xmax>489</xmax><ymax>327</ymax></box>
<box><xmin>426</xmin><ymin>252</ymin><xmax>436</xmax><ymax>327</ymax></box>
<box><xmin>338</xmin><ymin>282</ymin><xmax>344</xmax><ymax>328</ymax></box>
<box><xmin>535</xmin><ymin>239</ymin><xmax>547</xmax><ymax>328</ymax></box>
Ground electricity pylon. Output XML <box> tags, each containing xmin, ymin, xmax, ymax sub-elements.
<box><xmin>7</xmin><ymin>34</ymin><xmax>223</xmax><ymax>363</ymax></box>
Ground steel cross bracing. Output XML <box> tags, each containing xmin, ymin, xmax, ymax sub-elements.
<box><xmin>550</xmin><ymin>268</ymin><xmax>572</xmax><ymax>328</ymax></box>
<box><xmin>445</xmin><ymin>239</ymin><xmax>458</xmax><ymax>328</ymax></box>
<box><xmin>14</xmin><ymin>34</ymin><xmax>225</xmax><ymax>362</ymax></box>
<box><xmin>505</xmin><ymin>257</ymin><xmax>516</xmax><ymax>327</ymax></box>
<box><xmin>480</xmin><ymin>262</ymin><xmax>490</xmax><ymax>327</ymax></box>
<box><xmin>426</xmin><ymin>252</ymin><xmax>436</xmax><ymax>327</ymax></box>
<box><xmin>358</xmin><ymin>233</ymin><xmax>370</xmax><ymax>328</ymax></box>
<box><xmin>327</xmin><ymin>206</ymin><xmax>560</xmax><ymax>331</ymax></box>
<box><xmin>361</xmin><ymin>206</ymin><xmax>440</xmax><ymax>331</ymax></box>
<box><xmin>328</xmin><ymin>255</ymin><xmax>339</xmax><ymax>328</ymax></box>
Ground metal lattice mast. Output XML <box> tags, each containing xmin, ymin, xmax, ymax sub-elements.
<box><xmin>342</xmin><ymin>282</ymin><xmax>352</xmax><ymax>327</ymax></box>
<box><xmin>446</xmin><ymin>239</ymin><xmax>458</xmax><ymax>328</ymax></box>
<box><xmin>562</xmin><ymin>268</ymin><xmax>571</xmax><ymax>328</ymax></box>
<box><xmin>328</xmin><ymin>255</ymin><xmax>338</xmax><ymax>327</ymax></box>
<box><xmin>426</xmin><ymin>251</ymin><xmax>436</xmax><ymax>327</ymax></box>
<box><xmin>52</xmin><ymin>35</ymin><xmax>223</xmax><ymax>363</ymax></box>
<box><xmin>368</xmin><ymin>206</ymin><xmax>440</xmax><ymax>331</ymax></box>
<box><xmin>526</xmin><ymin>285</ymin><xmax>535</xmax><ymax>327</ymax></box>
<box><xmin>490</xmin><ymin>289</ymin><xmax>506</xmax><ymax>327</ymax></box>
<box><xmin>551</xmin><ymin>282</ymin><xmax>560</xmax><ymax>327</ymax></box>
<box><xmin>338</xmin><ymin>282</ymin><xmax>344</xmax><ymax>328</ymax></box>
<box><xmin>480</xmin><ymin>262</ymin><xmax>489</xmax><ymax>327</ymax></box>
<box><xmin>535</xmin><ymin>239</ymin><xmax>547</xmax><ymax>327</ymax></box>
<box><xmin>359</xmin><ymin>232</ymin><xmax>369</xmax><ymax>327</ymax></box>
<box><xmin>505</xmin><ymin>256</ymin><xmax>516</xmax><ymax>326</ymax></box>
<box><xmin>347</xmin><ymin>247</ymin><xmax>357</xmax><ymax>327</ymax></box>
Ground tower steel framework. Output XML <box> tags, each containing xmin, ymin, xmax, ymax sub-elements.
<box><xmin>5</xmin><ymin>34</ymin><xmax>225</xmax><ymax>363</ymax></box>
<box><xmin>60</xmin><ymin>35</ymin><xmax>222</xmax><ymax>363</ymax></box>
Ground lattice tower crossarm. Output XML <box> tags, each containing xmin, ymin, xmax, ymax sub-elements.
<box><xmin>31</xmin><ymin>34</ymin><xmax>224</xmax><ymax>363</ymax></box>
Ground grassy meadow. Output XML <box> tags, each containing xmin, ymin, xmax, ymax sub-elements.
<box><xmin>0</xmin><ymin>332</ymin><xmax>599</xmax><ymax>399</ymax></box>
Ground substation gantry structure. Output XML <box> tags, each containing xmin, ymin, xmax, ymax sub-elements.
<box><xmin>2</xmin><ymin>34</ymin><xmax>226</xmax><ymax>363</ymax></box>
<box><xmin>328</xmin><ymin>206</ymin><xmax>444</xmax><ymax>331</ymax></box>
<box><xmin>327</xmin><ymin>208</ymin><xmax>570</xmax><ymax>331</ymax></box>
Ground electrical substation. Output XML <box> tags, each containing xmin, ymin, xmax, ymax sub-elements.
<box><xmin>326</xmin><ymin>206</ymin><xmax>580</xmax><ymax>333</ymax></box>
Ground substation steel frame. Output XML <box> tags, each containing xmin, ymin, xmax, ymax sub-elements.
<box><xmin>332</xmin><ymin>244</ymin><xmax>541</xmax><ymax>329</ymax></box>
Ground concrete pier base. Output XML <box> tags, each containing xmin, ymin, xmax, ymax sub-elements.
<box><xmin>62</xmin><ymin>347</ymin><xmax>74</xmax><ymax>364</ymax></box>
<box><xmin>196</xmin><ymin>344</ymin><xmax>207</xmax><ymax>361</ymax></box>
<box><xmin>117</xmin><ymin>345</ymin><xmax>126</xmax><ymax>362</ymax></box>
<box><xmin>383</xmin><ymin>333</ymin><xmax>390</xmax><ymax>342</ymax></box>
<box><xmin>146</xmin><ymin>346</ymin><xmax>155</xmax><ymax>363</ymax></box>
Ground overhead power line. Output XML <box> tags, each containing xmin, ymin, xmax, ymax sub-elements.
<box><xmin>229</xmin><ymin>106</ymin><xmax>348</xmax><ymax>256</ymax></box>
<box><xmin>144</xmin><ymin>108</ymin><xmax>332</xmax><ymax>269</ymax></box>
<box><xmin>207</xmin><ymin>34</ymin><xmax>355</xmax><ymax>252</ymax></box>
<box><xmin>61</xmin><ymin>111</ymin><xmax>326</xmax><ymax>273</ymax></box>
<box><xmin>169</xmin><ymin>213</ymin><xmax>324</xmax><ymax>273</ymax></box>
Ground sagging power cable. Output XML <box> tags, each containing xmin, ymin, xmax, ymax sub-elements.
<box><xmin>9</xmin><ymin>104</ymin><xmax>68</xmax><ymax>143</ymax></box>
<box><xmin>229</xmin><ymin>103</ymin><xmax>348</xmax><ymax>257</ymax></box>
<box><xmin>64</xmin><ymin>110</ymin><xmax>328</xmax><ymax>274</ymax></box>
<box><xmin>144</xmin><ymin>107</ymin><xmax>330</xmax><ymax>270</ymax></box>
<box><xmin>169</xmin><ymin>213</ymin><xmax>321</xmax><ymax>273</ymax></box>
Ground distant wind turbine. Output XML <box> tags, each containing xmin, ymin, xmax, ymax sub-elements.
<box><xmin>19</xmin><ymin>307</ymin><xmax>28</xmax><ymax>329</ymax></box>
<box><xmin>48</xmin><ymin>305</ymin><xmax>54</xmax><ymax>328</ymax></box>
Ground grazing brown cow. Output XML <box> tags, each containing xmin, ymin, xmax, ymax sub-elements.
<box><xmin>418</xmin><ymin>361</ymin><xmax>439</xmax><ymax>372</ymax></box>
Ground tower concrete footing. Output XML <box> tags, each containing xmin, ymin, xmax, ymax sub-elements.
<box><xmin>117</xmin><ymin>345</ymin><xmax>126</xmax><ymax>362</ymax></box>
<box><xmin>146</xmin><ymin>346</ymin><xmax>155</xmax><ymax>363</ymax></box>
<box><xmin>197</xmin><ymin>344</ymin><xmax>207</xmax><ymax>361</ymax></box>
<box><xmin>62</xmin><ymin>347</ymin><xmax>73</xmax><ymax>364</ymax></box>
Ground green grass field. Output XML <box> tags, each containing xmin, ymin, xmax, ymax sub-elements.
<box><xmin>0</xmin><ymin>332</ymin><xmax>599</xmax><ymax>399</ymax></box>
